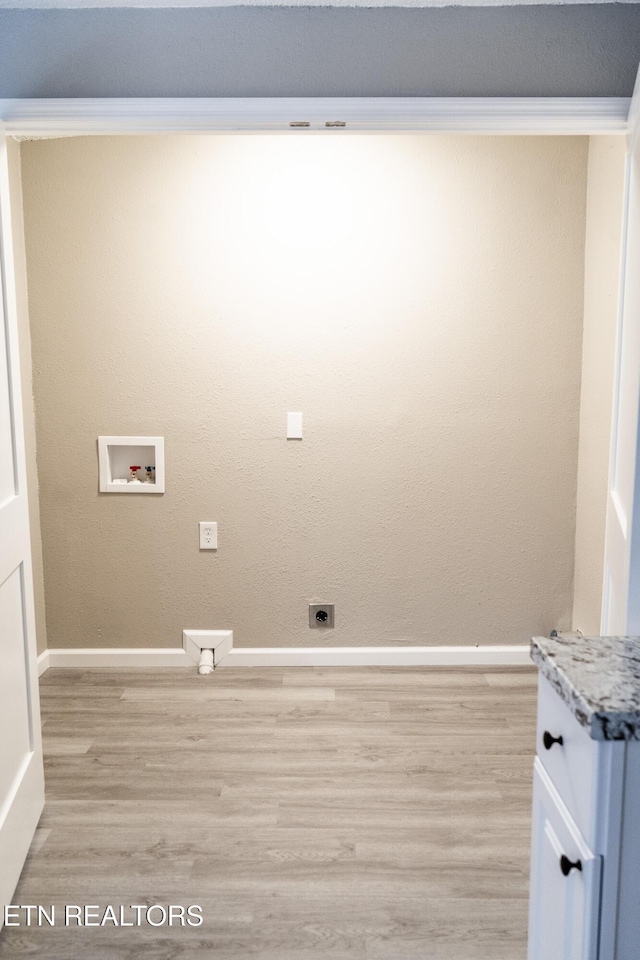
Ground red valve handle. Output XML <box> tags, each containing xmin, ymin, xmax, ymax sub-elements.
<box><xmin>129</xmin><ymin>465</ymin><xmax>141</xmax><ymax>471</ymax></box>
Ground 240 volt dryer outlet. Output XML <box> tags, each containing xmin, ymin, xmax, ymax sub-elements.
<box><xmin>309</xmin><ymin>604</ymin><xmax>334</xmax><ymax>628</ymax></box>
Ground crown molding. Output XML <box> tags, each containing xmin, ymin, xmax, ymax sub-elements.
<box><xmin>0</xmin><ymin>97</ymin><xmax>631</xmax><ymax>137</ymax></box>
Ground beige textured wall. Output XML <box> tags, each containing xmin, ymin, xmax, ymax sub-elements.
<box><xmin>572</xmin><ymin>137</ymin><xmax>627</xmax><ymax>635</ymax></box>
<box><xmin>6</xmin><ymin>138</ymin><xmax>48</xmax><ymax>655</ymax></box>
<box><xmin>21</xmin><ymin>134</ymin><xmax>588</xmax><ymax>649</ymax></box>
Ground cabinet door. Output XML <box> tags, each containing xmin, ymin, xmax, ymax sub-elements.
<box><xmin>528</xmin><ymin>759</ymin><xmax>602</xmax><ymax>960</ymax></box>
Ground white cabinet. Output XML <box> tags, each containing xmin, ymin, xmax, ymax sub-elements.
<box><xmin>528</xmin><ymin>672</ymin><xmax>640</xmax><ymax>960</ymax></box>
<box><xmin>535</xmin><ymin>674</ymin><xmax>599</xmax><ymax>844</ymax></box>
<box><xmin>528</xmin><ymin>760</ymin><xmax>601</xmax><ymax>960</ymax></box>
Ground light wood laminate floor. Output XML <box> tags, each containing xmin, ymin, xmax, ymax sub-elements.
<box><xmin>1</xmin><ymin>665</ymin><xmax>538</xmax><ymax>959</ymax></box>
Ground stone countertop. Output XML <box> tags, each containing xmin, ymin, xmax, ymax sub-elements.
<box><xmin>531</xmin><ymin>634</ymin><xmax>640</xmax><ymax>741</ymax></box>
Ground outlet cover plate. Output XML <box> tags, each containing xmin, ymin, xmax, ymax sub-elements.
<box><xmin>309</xmin><ymin>603</ymin><xmax>335</xmax><ymax>628</ymax></box>
<box><xmin>199</xmin><ymin>522</ymin><xmax>218</xmax><ymax>549</ymax></box>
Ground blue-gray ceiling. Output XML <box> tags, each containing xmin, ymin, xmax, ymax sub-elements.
<box><xmin>0</xmin><ymin>5</ymin><xmax>639</xmax><ymax>99</ymax></box>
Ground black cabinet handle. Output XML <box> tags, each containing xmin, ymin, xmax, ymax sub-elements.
<box><xmin>543</xmin><ymin>730</ymin><xmax>564</xmax><ymax>750</ymax></box>
<box><xmin>560</xmin><ymin>855</ymin><xmax>582</xmax><ymax>877</ymax></box>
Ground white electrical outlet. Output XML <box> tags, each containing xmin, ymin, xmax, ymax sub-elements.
<box><xmin>199</xmin><ymin>522</ymin><xmax>218</xmax><ymax>550</ymax></box>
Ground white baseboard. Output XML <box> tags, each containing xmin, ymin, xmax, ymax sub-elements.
<box><xmin>36</xmin><ymin>643</ymin><xmax>531</xmax><ymax>675</ymax></box>
<box><xmin>37</xmin><ymin>650</ymin><xmax>49</xmax><ymax>676</ymax></box>
<box><xmin>223</xmin><ymin>645</ymin><xmax>531</xmax><ymax>667</ymax></box>
<box><xmin>36</xmin><ymin>631</ymin><xmax>235</xmax><ymax>676</ymax></box>
<box><xmin>40</xmin><ymin>647</ymin><xmax>191</xmax><ymax>672</ymax></box>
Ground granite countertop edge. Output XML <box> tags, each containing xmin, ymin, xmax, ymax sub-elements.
<box><xmin>530</xmin><ymin>636</ymin><xmax>640</xmax><ymax>742</ymax></box>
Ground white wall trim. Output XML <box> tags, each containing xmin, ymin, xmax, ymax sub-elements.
<box><xmin>35</xmin><ymin>632</ymin><xmax>236</xmax><ymax>675</ymax></box>
<box><xmin>36</xmin><ymin>650</ymin><xmax>49</xmax><ymax>677</ymax></box>
<box><xmin>183</xmin><ymin>629</ymin><xmax>234</xmax><ymax>664</ymax></box>
<box><xmin>223</xmin><ymin>645</ymin><xmax>531</xmax><ymax>666</ymax></box>
<box><xmin>0</xmin><ymin>97</ymin><xmax>630</xmax><ymax>137</ymax></box>
<box><xmin>41</xmin><ymin>648</ymin><xmax>192</xmax><ymax>671</ymax></box>
<box><xmin>37</xmin><ymin>643</ymin><xmax>531</xmax><ymax>673</ymax></box>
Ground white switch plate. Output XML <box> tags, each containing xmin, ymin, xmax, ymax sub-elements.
<box><xmin>199</xmin><ymin>522</ymin><xmax>218</xmax><ymax>549</ymax></box>
<box><xmin>287</xmin><ymin>412</ymin><xmax>303</xmax><ymax>439</ymax></box>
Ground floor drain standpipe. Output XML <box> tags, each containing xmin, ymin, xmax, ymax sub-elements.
<box><xmin>198</xmin><ymin>648</ymin><xmax>214</xmax><ymax>675</ymax></box>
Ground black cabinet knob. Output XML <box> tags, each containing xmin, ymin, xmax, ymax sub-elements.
<box><xmin>543</xmin><ymin>730</ymin><xmax>564</xmax><ymax>750</ymax></box>
<box><xmin>560</xmin><ymin>854</ymin><xmax>582</xmax><ymax>877</ymax></box>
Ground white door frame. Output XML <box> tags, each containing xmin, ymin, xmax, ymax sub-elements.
<box><xmin>0</xmin><ymin>93</ymin><xmax>636</xmax><ymax>908</ymax></box>
<box><xmin>0</xmin><ymin>130</ymin><xmax>45</xmax><ymax>919</ymax></box>
<box><xmin>602</xmin><ymin>70</ymin><xmax>640</xmax><ymax>635</ymax></box>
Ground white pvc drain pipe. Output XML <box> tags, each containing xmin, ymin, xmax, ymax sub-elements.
<box><xmin>198</xmin><ymin>648</ymin><xmax>214</xmax><ymax>675</ymax></box>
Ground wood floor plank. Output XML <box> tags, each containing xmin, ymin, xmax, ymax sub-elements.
<box><xmin>219</xmin><ymin>773</ymin><xmax>504</xmax><ymax>803</ymax></box>
<box><xmin>188</xmin><ymin>857</ymin><xmax>528</xmax><ymax>899</ymax></box>
<box><xmin>484</xmin><ymin>671</ymin><xmax>538</xmax><ymax>687</ymax></box>
<box><xmin>38</xmin><ymin>685</ymin><xmax>126</xmax><ymax>699</ymax></box>
<box><xmin>119</xmin><ymin>686</ymin><xmax>335</xmax><ymax>701</ymax></box>
<box><xmin>40</xmin><ymin>737</ymin><xmax>94</xmax><ymax>756</ymax></box>
<box><xmin>281</xmin><ymin>667</ymin><xmax>497</xmax><ymax>687</ymax></box>
<box><xmin>73</xmin><ymin>667</ymin><xmax>288</xmax><ymax>688</ymax></box>
<box><xmin>40</xmin><ymin>698</ymin><xmax>389</xmax><ymax>720</ymax></box>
